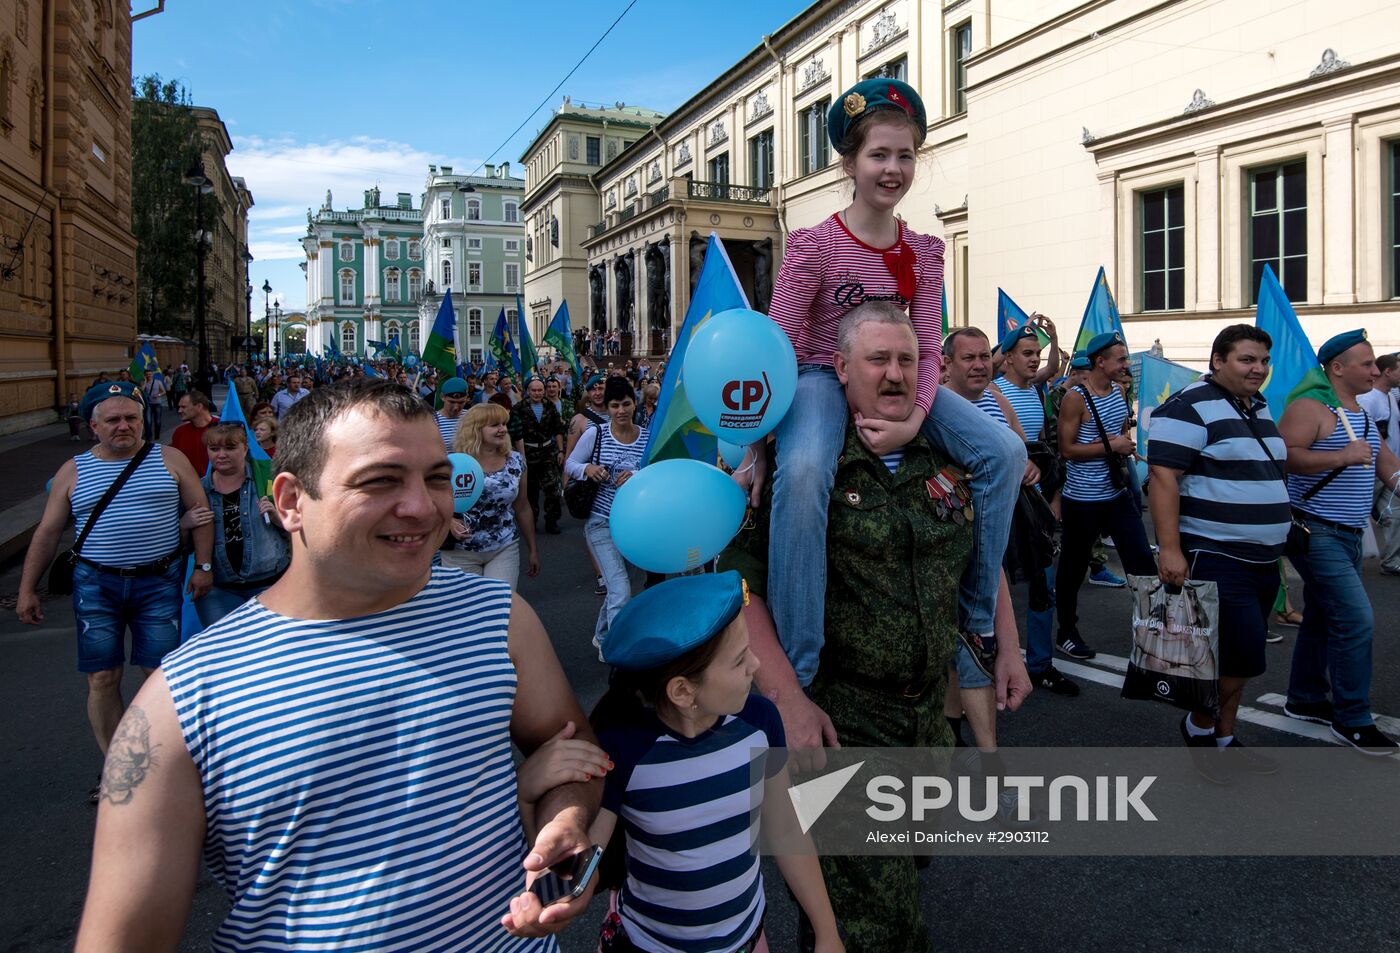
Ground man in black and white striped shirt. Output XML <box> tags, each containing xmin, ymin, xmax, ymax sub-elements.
<box><xmin>1148</xmin><ymin>324</ymin><xmax>1289</xmax><ymax>779</ymax></box>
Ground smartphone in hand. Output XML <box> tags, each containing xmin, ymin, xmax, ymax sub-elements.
<box><xmin>527</xmin><ymin>845</ymin><xmax>604</xmax><ymax>906</ymax></box>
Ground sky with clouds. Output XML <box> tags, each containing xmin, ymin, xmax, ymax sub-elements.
<box><xmin>131</xmin><ymin>0</ymin><xmax>810</xmax><ymax>312</ymax></box>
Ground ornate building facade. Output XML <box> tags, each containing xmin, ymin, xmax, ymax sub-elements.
<box><xmin>300</xmin><ymin>188</ymin><xmax>424</xmax><ymax>357</ymax></box>
<box><xmin>418</xmin><ymin>163</ymin><xmax>526</xmax><ymax>364</ymax></box>
<box><xmin>0</xmin><ymin>0</ymin><xmax>139</xmax><ymax>434</ymax></box>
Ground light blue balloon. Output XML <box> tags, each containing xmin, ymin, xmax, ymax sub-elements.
<box><xmin>610</xmin><ymin>459</ymin><xmax>745</xmax><ymax>573</ymax></box>
<box><xmin>448</xmin><ymin>452</ymin><xmax>485</xmax><ymax>513</ymax></box>
<box><xmin>717</xmin><ymin>440</ymin><xmax>747</xmax><ymax>470</ymax></box>
<box><xmin>683</xmin><ymin>308</ymin><xmax>797</xmax><ymax>446</ymax></box>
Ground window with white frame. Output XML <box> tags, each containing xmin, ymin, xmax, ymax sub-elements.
<box><xmin>340</xmin><ymin>322</ymin><xmax>356</xmax><ymax>354</ymax></box>
<box><xmin>798</xmin><ymin>98</ymin><xmax>831</xmax><ymax>176</ymax></box>
<box><xmin>1249</xmin><ymin>160</ymin><xmax>1307</xmax><ymax>303</ymax></box>
<box><xmin>505</xmin><ymin>263</ymin><xmax>520</xmax><ymax>292</ymax></box>
<box><xmin>384</xmin><ymin>319</ymin><xmax>402</xmax><ymax>345</ymax></box>
<box><xmin>1139</xmin><ymin>186</ymin><xmax>1185</xmax><ymax>311</ymax></box>
<box><xmin>339</xmin><ymin>269</ymin><xmax>355</xmax><ymax>304</ymax></box>
<box><xmin>409</xmin><ymin>323</ymin><xmax>420</xmax><ymax>354</ymax></box>
<box><xmin>1391</xmin><ymin>142</ymin><xmax>1400</xmax><ymax>297</ymax></box>
<box><xmin>505</xmin><ymin>239</ymin><xmax>519</xmax><ymax>253</ymax></box>
<box><xmin>440</xmin><ymin>238</ymin><xmax>451</xmax><ymax>249</ymax></box>
<box><xmin>507</xmin><ymin>308</ymin><xmax>519</xmax><ymax>331</ymax></box>
<box><xmin>384</xmin><ymin>239</ymin><xmax>400</xmax><ymax>260</ymax></box>
<box><xmin>442</xmin><ymin>259</ymin><xmax>453</xmax><ymax>288</ymax></box>
<box><xmin>470</xmin><ymin>347</ymin><xmax>483</xmax><ymax>363</ymax></box>
<box><xmin>408</xmin><ymin>268</ymin><xmax>422</xmax><ymax>299</ymax></box>
<box><xmin>339</xmin><ymin>241</ymin><xmax>354</xmax><ymax>262</ymax></box>
<box><xmin>951</xmin><ymin>23</ymin><xmax>972</xmax><ymax>114</ymax></box>
<box><xmin>440</xmin><ymin>196</ymin><xmax>451</xmax><ymax>219</ymax></box>
<box><xmin>750</xmin><ymin>130</ymin><xmax>774</xmax><ymax>188</ymax></box>
<box><xmin>865</xmin><ymin>55</ymin><xmax>908</xmax><ymax>82</ymax></box>
<box><xmin>467</xmin><ymin>198</ymin><xmax>481</xmax><ymax>221</ymax></box>
<box><xmin>467</xmin><ymin>237</ymin><xmax>482</xmax><ymax>250</ymax></box>
<box><xmin>468</xmin><ymin>261</ymin><xmax>482</xmax><ymax>290</ymax></box>
<box><xmin>468</xmin><ymin>308</ymin><xmax>483</xmax><ymax>334</ymax></box>
<box><xmin>504</xmin><ymin>202</ymin><xmax>519</xmax><ymax>223</ymax></box>
<box><xmin>384</xmin><ymin>267</ymin><xmax>401</xmax><ymax>302</ymax></box>
<box><xmin>408</xmin><ymin>240</ymin><xmax>422</xmax><ymax>260</ymax></box>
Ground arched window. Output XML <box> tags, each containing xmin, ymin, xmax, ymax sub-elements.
<box><xmin>384</xmin><ymin>320</ymin><xmax>401</xmax><ymax>346</ymax></box>
<box><xmin>504</xmin><ymin>201</ymin><xmax>519</xmax><ymax>223</ymax></box>
<box><xmin>340</xmin><ymin>321</ymin><xmax>357</xmax><ymax>355</ymax></box>
<box><xmin>339</xmin><ymin>241</ymin><xmax>354</xmax><ymax>262</ymax></box>
<box><xmin>441</xmin><ymin>259</ymin><xmax>453</xmax><ymax>288</ymax></box>
<box><xmin>408</xmin><ymin>240</ymin><xmax>422</xmax><ymax>260</ymax></box>
<box><xmin>409</xmin><ymin>323</ymin><xmax>421</xmax><ymax>354</ymax></box>
<box><xmin>339</xmin><ymin>269</ymin><xmax>355</xmax><ymax>304</ymax></box>
<box><xmin>468</xmin><ymin>308</ymin><xmax>483</xmax><ymax>334</ymax></box>
<box><xmin>467</xmin><ymin>198</ymin><xmax>481</xmax><ymax>221</ymax></box>
<box><xmin>384</xmin><ymin>239</ymin><xmax>400</xmax><ymax>260</ymax></box>
<box><xmin>384</xmin><ymin>267</ymin><xmax>401</xmax><ymax>302</ymax></box>
<box><xmin>407</xmin><ymin>268</ymin><xmax>422</xmax><ymax>300</ymax></box>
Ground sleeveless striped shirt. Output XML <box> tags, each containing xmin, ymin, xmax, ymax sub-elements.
<box><xmin>590</xmin><ymin>423</ymin><xmax>648</xmax><ymax>519</ymax></box>
<box><xmin>434</xmin><ymin>410</ymin><xmax>462</xmax><ymax>450</ymax></box>
<box><xmin>993</xmin><ymin>377</ymin><xmax>1043</xmax><ymax>439</ymax></box>
<box><xmin>161</xmin><ymin>568</ymin><xmax>553</xmax><ymax>953</ymax></box>
<box><xmin>70</xmin><ymin>446</ymin><xmax>180</xmax><ymax>567</ymax></box>
<box><xmin>1064</xmin><ymin>385</ymin><xmax>1130</xmax><ymax>502</ymax></box>
<box><xmin>1288</xmin><ymin>406</ymin><xmax>1378</xmax><ymax>528</ymax></box>
<box><xmin>973</xmin><ymin>391</ymin><xmax>1012</xmax><ymax>431</ymax></box>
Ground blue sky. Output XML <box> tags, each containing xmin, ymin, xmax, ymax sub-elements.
<box><xmin>131</xmin><ymin>0</ymin><xmax>811</xmax><ymax>312</ymax></box>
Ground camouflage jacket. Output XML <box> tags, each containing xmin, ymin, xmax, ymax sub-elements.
<box><xmin>510</xmin><ymin>400</ymin><xmax>565</xmax><ymax>451</ymax></box>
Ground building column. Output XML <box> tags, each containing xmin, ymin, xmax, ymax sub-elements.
<box><xmin>1096</xmin><ymin>170</ymin><xmax>1118</xmax><ymax>299</ymax></box>
<box><xmin>1322</xmin><ymin>115</ymin><xmax>1357</xmax><ymax>305</ymax></box>
<box><xmin>364</xmin><ymin>233</ymin><xmax>380</xmax><ymax>308</ymax></box>
<box><xmin>1194</xmin><ymin>147</ymin><xmax>1221</xmax><ymax>312</ymax></box>
<box><xmin>319</xmin><ymin>240</ymin><xmax>335</xmax><ymax>305</ymax></box>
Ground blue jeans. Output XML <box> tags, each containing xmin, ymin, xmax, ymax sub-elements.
<box><xmin>72</xmin><ymin>560</ymin><xmax>183</xmax><ymax>672</ymax></box>
<box><xmin>1287</xmin><ymin>517</ymin><xmax>1374</xmax><ymax>727</ymax></box>
<box><xmin>769</xmin><ymin>365</ymin><xmax>1025</xmax><ymax>686</ymax></box>
<box><xmin>1026</xmin><ymin>564</ymin><xmax>1057</xmax><ymax>675</ymax></box>
<box><xmin>194</xmin><ymin>585</ymin><xmax>267</xmax><ymax>629</ymax></box>
<box><xmin>585</xmin><ymin>515</ymin><xmax>633</xmax><ymax>650</ymax></box>
<box><xmin>1055</xmin><ymin>493</ymin><xmax>1156</xmax><ymax>641</ymax></box>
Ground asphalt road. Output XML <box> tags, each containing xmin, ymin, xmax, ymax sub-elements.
<box><xmin>3</xmin><ymin>512</ymin><xmax>1400</xmax><ymax>952</ymax></box>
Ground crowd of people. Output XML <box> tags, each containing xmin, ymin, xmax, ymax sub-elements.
<box><xmin>12</xmin><ymin>74</ymin><xmax>1400</xmax><ymax>953</ymax></box>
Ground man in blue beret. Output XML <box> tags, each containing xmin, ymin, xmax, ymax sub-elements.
<box><xmin>434</xmin><ymin>376</ymin><xmax>470</xmax><ymax>450</ymax></box>
<box><xmin>1278</xmin><ymin>329</ymin><xmax>1400</xmax><ymax>755</ymax></box>
<box><xmin>1357</xmin><ymin>351</ymin><xmax>1400</xmax><ymax>574</ymax></box>
<box><xmin>17</xmin><ymin>381</ymin><xmax>214</xmax><ymax>803</ymax></box>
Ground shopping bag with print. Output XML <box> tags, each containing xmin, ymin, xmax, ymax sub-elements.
<box><xmin>1120</xmin><ymin>573</ymin><xmax>1220</xmax><ymax>715</ymax></box>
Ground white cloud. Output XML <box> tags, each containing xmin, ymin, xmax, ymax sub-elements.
<box><xmin>249</xmin><ymin>241</ymin><xmax>307</xmax><ymax>261</ymax></box>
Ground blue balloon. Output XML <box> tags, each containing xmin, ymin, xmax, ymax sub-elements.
<box><xmin>683</xmin><ymin>308</ymin><xmax>797</xmax><ymax>447</ymax></box>
<box><xmin>448</xmin><ymin>452</ymin><xmax>485</xmax><ymax>513</ymax></box>
<box><xmin>717</xmin><ymin>440</ymin><xmax>747</xmax><ymax>471</ymax></box>
<box><xmin>610</xmin><ymin>459</ymin><xmax>746</xmax><ymax>573</ymax></box>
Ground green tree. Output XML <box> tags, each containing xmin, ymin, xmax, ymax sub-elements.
<box><xmin>131</xmin><ymin>75</ymin><xmax>223</xmax><ymax>337</ymax></box>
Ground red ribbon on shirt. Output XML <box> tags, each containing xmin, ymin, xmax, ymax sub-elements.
<box><xmin>883</xmin><ymin>239</ymin><xmax>918</xmax><ymax>302</ymax></box>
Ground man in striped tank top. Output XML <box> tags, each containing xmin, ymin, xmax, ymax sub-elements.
<box><xmin>1055</xmin><ymin>332</ymin><xmax>1158</xmax><ymax>660</ymax></box>
<box><xmin>1279</xmin><ymin>330</ymin><xmax>1400</xmax><ymax>756</ymax></box>
<box><xmin>75</xmin><ymin>380</ymin><xmax>602</xmax><ymax>950</ymax></box>
<box><xmin>18</xmin><ymin>382</ymin><xmax>213</xmax><ymax>802</ymax></box>
<box><xmin>992</xmin><ymin>319</ymin><xmax>1060</xmax><ymax>443</ymax></box>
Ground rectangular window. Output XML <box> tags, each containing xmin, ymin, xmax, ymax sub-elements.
<box><xmin>467</xmin><ymin>237</ymin><xmax>482</xmax><ymax>250</ymax></box>
<box><xmin>504</xmin><ymin>203</ymin><xmax>519</xmax><ymax>223</ymax></box>
<box><xmin>749</xmin><ymin>130</ymin><xmax>774</xmax><ymax>188</ymax></box>
<box><xmin>442</xmin><ymin>260</ymin><xmax>452</xmax><ymax>288</ymax></box>
<box><xmin>467</xmin><ymin>199</ymin><xmax>481</xmax><ymax>221</ymax></box>
<box><xmin>468</xmin><ymin>261</ymin><xmax>482</xmax><ymax>290</ymax></box>
<box><xmin>586</xmin><ymin>136</ymin><xmax>601</xmax><ymax>165</ymax></box>
<box><xmin>505</xmin><ymin>239</ymin><xmax>520</xmax><ymax>253</ymax></box>
<box><xmin>951</xmin><ymin>23</ymin><xmax>972</xmax><ymax>114</ymax></box>
<box><xmin>505</xmin><ymin>263</ymin><xmax>520</xmax><ymax>292</ymax></box>
<box><xmin>469</xmin><ymin>308</ymin><xmax>483</xmax><ymax>334</ymax></box>
<box><xmin>798</xmin><ymin>97</ymin><xmax>831</xmax><ymax>176</ymax></box>
<box><xmin>384</xmin><ymin>270</ymin><xmax>401</xmax><ymax>302</ymax></box>
<box><xmin>408</xmin><ymin>269</ymin><xmax>422</xmax><ymax>299</ymax></box>
<box><xmin>339</xmin><ymin>270</ymin><xmax>355</xmax><ymax>304</ymax></box>
<box><xmin>1392</xmin><ymin>142</ymin><xmax>1400</xmax><ymax>297</ymax></box>
<box><xmin>1249</xmin><ymin>160</ymin><xmax>1307</xmax><ymax>303</ymax></box>
<box><xmin>441</xmin><ymin>237</ymin><xmax>452</xmax><ymax>249</ymax></box>
<box><xmin>339</xmin><ymin>241</ymin><xmax>354</xmax><ymax>262</ymax></box>
<box><xmin>408</xmin><ymin>240</ymin><xmax>422</xmax><ymax>260</ymax></box>
<box><xmin>440</xmin><ymin>197</ymin><xmax>451</xmax><ymax>219</ymax></box>
<box><xmin>1139</xmin><ymin>186</ymin><xmax>1185</xmax><ymax>311</ymax></box>
<box><xmin>384</xmin><ymin>239</ymin><xmax>400</xmax><ymax>260</ymax></box>
<box><xmin>470</xmin><ymin>348</ymin><xmax>483</xmax><ymax>363</ymax></box>
<box><xmin>707</xmin><ymin>152</ymin><xmax>729</xmax><ymax>192</ymax></box>
<box><xmin>865</xmin><ymin>56</ymin><xmax>908</xmax><ymax>82</ymax></box>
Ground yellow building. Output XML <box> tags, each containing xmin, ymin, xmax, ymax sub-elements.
<box><xmin>540</xmin><ymin>0</ymin><xmax>1400</xmax><ymax>363</ymax></box>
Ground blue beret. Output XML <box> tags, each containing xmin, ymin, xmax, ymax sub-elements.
<box><xmin>585</xmin><ymin>374</ymin><xmax>605</xmax><ymax>389</ymax></box>
<box><xmin>1085</xmin><ymin>331</ymin><xmax>1126</xmax><ymax>358</ymax></box>
<box><xmin>601</xmin><ymin>571</ymin><xmax>747</xmax><ymax>671</ymax></box>
<box><xmin>1317</xmin><ymin>328</ymin><xmax>1368</xmax><ymax>366</ymax></box>
<box><xmin>440</xmin><ymin>377</ymin><xmax>468</xmax><ymax>395</ymax></box>
<box><xmin>998</xmin><ymin>324</ymin><xmax>1042</xmax><ymax>354</ymax></box>
<box><xmin>1069</xmin><ymin>350</ymin><xmax>1091</xmax><ymax>370</ymax></box>
<box><xmin>80</xmin><ymin>381</ymin><xmax>145</xmax><ymax>421</ymax></box>
<box><xmin>827</xmin><ymin>79</ymin><xmax>927</xmax><ymax>156</ymax></box>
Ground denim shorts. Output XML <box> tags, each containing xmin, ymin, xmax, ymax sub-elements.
<box><xmin>951</xmin><ymin>640</ymin><xmax>993</xmax><ymax>690</ymax></box>
<box><xmin>72</xmin><ymin>560</ymin><xmax>184</xmax><ymax>673</ymax></box>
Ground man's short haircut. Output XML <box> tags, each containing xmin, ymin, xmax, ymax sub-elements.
<box><xmin>836</xmin><ymin>300</ymin><xmax>915</xmax><ymax>356</ymax></box>
<box><xmin>944</xmin><ymin>326</ymin><xmax>989</xmax><ymax>352</ymax></box>
<box><xmin>1211</xmin><ymin>324</ymin><xmax>1273</xmax><ymax>361</ymax></box>
<box><xmin>276</xmin><ymin>379</ymin><xmax>434</xmax><ymax>498</ymax></box>
<box><xmin>182</xmin><ymin>390</ymin><xmax>213</xmax><ymax>412</ymax></box>
<box><xmin>1376</xmin><ymin>352</ymin><xmax>1398</xmax><ymax>374</ymax></box>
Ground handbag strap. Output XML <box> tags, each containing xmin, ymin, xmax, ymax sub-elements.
<box><xmin>1075</xmin><ymin>385</ymin><xmax>1118</xmax><ymax>461</ymax></box>
<box><xmin>73</xmin><ymin>440</ymin><xmax>156</xmax><ymax>557</ymax></box>
<box><xmin>591</xmin><ymin>423</ymin><xmax>603</xmax><ymax>466</ymax></box>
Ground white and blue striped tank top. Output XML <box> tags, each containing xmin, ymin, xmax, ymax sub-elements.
<box><xmin>994</xmin><ymin>377</ymin><xmax>1043</xmax><ymax>440</ymax></box>
<box><xmin>591</xmin><ymin>423</ymin><xmax>648</xmax><ymax>519</ymax></box>
<box><xmin>1064</xmin><ymin>385</ymin><xmax>1130</xmax><ymax>502</ymax></box>
<box><xmin>1288</xmin><ymin>406</ymin><xmax>1378</xmax><ymax>528</ymax></box>
<box><xmin>974</xmin><ymin>391</ymin><xmax>1012</xmax><ymax>431</ymax></box>
<box><xmin>434</xmin><ymin>410</ymin><xmax>462</xmax><ymax>451</ymax></box>
<box><xmin>161</xmin><ymin>568</ymin><xmax>553</xmax><ymax>953</ymax></box>
<box><xmin>70</xmin><ymin>445</ymin><xmax>180</xmax><ymax>567</ymax></box>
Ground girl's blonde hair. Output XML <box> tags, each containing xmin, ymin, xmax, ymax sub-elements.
<box><xmin>454</xmin><ymin>402</ymin><xmax>510</xmax><ymax>457</ymax></box>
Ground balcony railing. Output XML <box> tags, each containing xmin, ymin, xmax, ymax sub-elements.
<box><xmin>647</xmin><ymin>185</ymin><xmax>670</xmax><ymax>208</ymax></box>
<box><xmin>617</xmin><ymin>204</ymin><xmax>638</xmax><ymax>224</ymax></box>
<box><xmin>686</xmin><ymin>179</ymin><xmax>771</xmax><ymax>204</ymax></box>
<box><xmin>590</xmin><ymin>220</ymin><xmax>607</xmax><ymax>238</ymax></box>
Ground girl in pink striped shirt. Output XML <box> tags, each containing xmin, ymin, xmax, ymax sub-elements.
<box><xmin>756</xmin><ymin>79</ymin><xmax>1025</xmax><ymax>720</ymax></box>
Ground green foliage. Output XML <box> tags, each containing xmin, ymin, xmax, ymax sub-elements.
<box><xmin>130</xmin><ymin>74</ymin><xmax>223</xmax><ymax>337</ymax></box>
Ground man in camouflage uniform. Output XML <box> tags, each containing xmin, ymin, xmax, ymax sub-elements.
<box><xmin>511</xmin><ymin>377</ymin><xmax>565</xmax><ymax>534</ymax></box>
<box><xmin>721</xmin><ymin>301</ymin><xmax>1030</xmax><ymax>953</ymax></box>
<box><xmin>545</xmin><ymin>376</ymin><xmax>573</xmax><ymax>423</ymax></box>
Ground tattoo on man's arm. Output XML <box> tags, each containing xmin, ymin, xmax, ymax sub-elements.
<box><xmin>100</xmin><ymin>705</ymin><xmax>161</xmax><ymax>806</ymax></box>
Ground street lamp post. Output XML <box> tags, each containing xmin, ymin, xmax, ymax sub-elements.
<box><xmin>185</xmin><ymin>161</ymin><xmax>214</xmax><ymax>396</ymax></box>
<box><xmin>262</xmin><ymin>279</ymin><xmax>272</xmax><ymax>361</ymax></box>
<box><xmin>244</xmin><ymin>276</ymin><xmax>253</xmax><ymax>367</ymax></box>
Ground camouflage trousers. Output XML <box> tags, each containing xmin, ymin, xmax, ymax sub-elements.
<box><xmin>806</xmin><ymin>676</ymin><xmax>952</xmax><ymax>953</ymax></box>
<box><xmin>524</xmin><ymin>451</ymin><xmax>562</xmax><ymax>527</ymax></box>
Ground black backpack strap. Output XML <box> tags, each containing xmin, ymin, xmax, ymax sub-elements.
<box><xmin>73</xmin><ymin>440</ymin><xmax>156</xmax><ymax>557</ymax></box>
<box><xmin>1075</xmin><ymin>385</ymin><xmax>1116</xmax><ymax>459</ymax></box>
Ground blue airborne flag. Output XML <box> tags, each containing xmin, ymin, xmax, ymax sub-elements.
<box><xmin>490</xmin><ymin>308</ymin><xmax>522</xmax><ymax>377</ymax></box>
<box><xmin>1136</xmin><ymin>354</ymin><xmax>1200</xmax><ymax>456</ymax></box>
<box><xmin>1255</xmin><ymin>264</ymin><xmax>1319</xmax><ymax>420</ymax></box>
<box><xmin>544</xmin><ymin>301</ymin><xmax>582</xmax><ymax>379</ymax></box>
<box><xmin>995</xmin><ymin>288</ymin><xmax>1050</xmax><ymax>351</ymax></box>
<box><xmin>1073</xmin><ymin>267</ymin><xmax>1126</xmax><ymax>353</ymax></box>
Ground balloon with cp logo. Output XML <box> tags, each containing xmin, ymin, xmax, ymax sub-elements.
<box><xmin>683</xmin><ymin>308</ymin><xmax>797</xmax><ymax>447</ymax></box>
<box><xmin>610</xmin><ymin>459</ymin><xmax>746</xmax><ymax>573</ymax></box>
<box><xmin>447</xmin><ymin>452</ymin><xmax>485</xmax><ymax>513</ymax></box>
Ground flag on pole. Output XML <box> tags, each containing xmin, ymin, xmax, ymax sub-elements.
<box><xmin>364</xmin><ymin>364</ymin><xmax>381</xmax><ymax>378</ymax></box>
<box><xmin>490</xmin><ymin>307</ymin><xmax>522</xmax><ymax>378</ymax></box>
<box><xmin>1073</xmin><ymin>267</ymin><xmax>1127</xmax><ymax>353</ymax></box>
<box><xmin>217</xmin><ymin>385</ymin><xmax>274</xmax><ymax>501</ymax></box>
<box><xmin>641</xmin><ymin>233</ymin><xmax>746</xmax><ymax>466</ymax></box>
<box><xmin>128</xmin><ymin>342</ymin><xmax>163</xmax><ymax>386</ymax></box>
<box><xmin>516</xmin><ymin>294</ymin><xmax>539</xmax><ymax>379</ymax></box>
<box><xmin>940</xmin><ymin>285</ymin><xmax>949</xmax><ymax>338</ymax></box>
<box><xmin>995</xmin><ymin>288</ymin><xmax>1051</xmax><ymax>351</ymax></box>
<box><xmin>1135</xmin><ymin>353</ymin><xmax>1200</xmax><ymax>455</ymax></box>
<box><xmin>422</xmin><ymin>289</ymin><xmax>458</xmax><ymax>378</ymax></box>
<box><xmin>324</xmin><ymin>334</ymin><xmax>344</xmax><ymax>362</ymax></box>
<box><xmin>1253</xmin><ymin>264</ymin><xmax>1332</xmax><ymax>416</ymax></box>
<box><xmin>543</xmin><ymin>301</ymin><xmax>583</xmax><ymax>379</ymax></box>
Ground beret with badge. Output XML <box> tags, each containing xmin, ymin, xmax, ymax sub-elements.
<box><xmin>1069</xmin><ymin>349</ymin><xmax>1092</xmax><ymax>371</ymax></box>
<box><xmin>439</xmin><ymin>377</ymin><xmax>468</xmax><ymax>396</ymax></box>
<box><xmin>827</xmin><ymin>78</ymin><xmax>927</xmax><ymax>155</ymax></box>
<box><xmin>1316</xmin><ymin>328</ymin><xmax>1368</xmax><ymax>366</ymax></box>
<box><xmin>1085</xmin><ymin>330</ymin><xmax>1126</xmax><ymax>358</ymax></box>
<box><xmin>998</xmin><ymin>324</ymin><xmax>1044</xmax><ymax>356</ymax></box>
<box><xmin>80</xmin><ymin>381</ymin><xmax>145</xmax><ymax>421</ymax></box>
<box><xmin>601</xmin><ymin>570</ymin><xmax>748</xmax><ymax>671</ymax></box>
